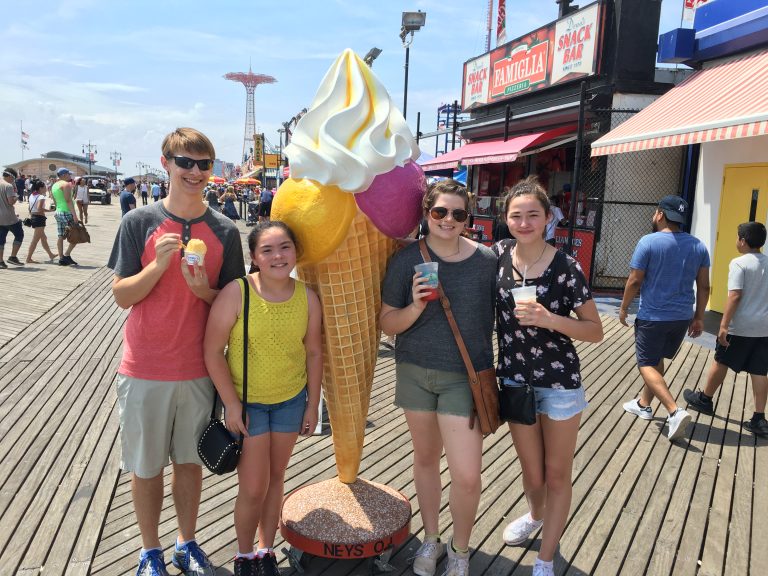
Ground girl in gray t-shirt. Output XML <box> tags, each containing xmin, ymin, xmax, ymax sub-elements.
<box><xmin>380</xmin><ymin>180</ymin><xmax>495</xmax><ymax>576</ymax></box>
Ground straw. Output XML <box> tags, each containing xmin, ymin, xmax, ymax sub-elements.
<box><xmin>523</xmin><ymin>265</ymin><xmax>528</xmax><ymax>286</ymax></box>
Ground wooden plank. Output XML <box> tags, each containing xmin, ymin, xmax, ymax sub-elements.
<box><xmin>698</xmin><ymin>369</ymin><xmax>749</xmax><ymax>576</ymax></box>
<box><xmin>751</xmin><ymin>423</ymin><xmax>768</xmax><ymax>575</ymax></box>
<box><xmin>19</xmin><ymin>363</ymin><xmax>121</xmax><ymax>574</ymax></box>
<box><xmin>673</xmin><ymin>356</ymin><xmax>738</xmax><ymax>575</ymax></box>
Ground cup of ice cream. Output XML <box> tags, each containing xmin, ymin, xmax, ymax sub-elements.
<box><xmin>185</xmin><ymin>239</ymin><xmax>207</xmax><ymax>266</ymax></box>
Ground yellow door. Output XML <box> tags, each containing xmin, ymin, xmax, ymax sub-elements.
<box><xmin>711</xmin><ymin>165</ymin><xmax>768</xmax><ymax>312</ymax></box>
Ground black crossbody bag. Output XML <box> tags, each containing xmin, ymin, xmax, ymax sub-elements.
<box><xmin>197</xmin><ymin>277</ymin><xmax>250</xmax><ymax>474</ymax></box>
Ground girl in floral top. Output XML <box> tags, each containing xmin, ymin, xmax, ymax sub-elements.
<box><xmin>494</xmin><ymin>176</ymin><xmax>603</xmax><ymax>576</ymax></box>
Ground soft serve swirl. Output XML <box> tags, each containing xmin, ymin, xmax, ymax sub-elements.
<box><xmin>284</xmin><ymin>48</ymin><xmax>420</xmax><ymax>194</ymax></box>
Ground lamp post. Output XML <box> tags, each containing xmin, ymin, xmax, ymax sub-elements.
<box><xmin>277</xmin><ymin>128</ymin><xmax>286</xmax><ymax>187</ymax></box>
<box><xmin>82</xmin><ymin>141</ymin><xmax>98</xmax><ymax>174</ymax></box>
<box><xmin>110</xmin><ymin>151</ymin><xmax>121</xmax><ymax>182</ymax></box>
<box><xmin>400</xmin><ymin>10</ymin><xmax>426</xmax><ymax>120</ymax></box>
<box><xmin>363</xmin><ymin>47</ymin><xmax>382</xmax><ymax>67</ymax></box>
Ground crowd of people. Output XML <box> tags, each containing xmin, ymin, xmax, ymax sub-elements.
<box><xmin>0</xmin><ymin>166</ymin><xmax>88</xmax><ymax>266</ymax></box>
<box><xmin>3</xmin><ymin>125</ymin><xmax>765</xmax><ymax>576</ymax></box>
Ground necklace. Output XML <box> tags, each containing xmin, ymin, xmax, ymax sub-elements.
<box><xmin>427</xmin><ymin>238</ymin><xmax>461</xmax><ymax>259</ymax></box>
<box><xmin>513</xmin><ymin>244</ymin><xmax>548</xmax><ymax>276</ymax></box>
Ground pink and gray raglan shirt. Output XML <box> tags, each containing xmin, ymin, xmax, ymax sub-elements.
<box><xmin>108</xmin><ymin>202</ymin><xmax>245</xmax><ymax>381</ymax></box>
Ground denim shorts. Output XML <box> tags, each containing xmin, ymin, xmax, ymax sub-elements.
<box><xmin>241</xmin><ymin>388</ymin><xmax>307</xmax><ymax>436</ymax></box>
<box><xmin>634</xmin><ymin>318</ymin><xmax>689</xmax><ymax>367</ymax></box>
<box><xmin>501</xmin><ymin>379</ymin><xmax>588</xmax><ymax>421</ymax></box>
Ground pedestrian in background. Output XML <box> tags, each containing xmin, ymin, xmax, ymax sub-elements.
<box><xmin>120</xmin><ymin>177</ymin><xmax>137</xmax><ymax>216</ymax></box>
<box><xmin>25</xmin><ymin>179</ymin><xmax>57</xmax><ymax>263</ymax></box>
<box><xmin>140</xmin><ymin>180</ymin><xmax>149</xmax><ymax>205</ymax></box>
<box><xmin>51</xmin><ymin>168</ymin><xmax>80</xmax><ymax>266</ymax></box>
<box><xmin>1</xmin><ymin>167</ymin><xmax>25</xmax><ymax>268</ymax></box>
<box><xmin>75</xmin><ymin>177</ymin><xmax>90</xmax><ymax>224</ymax></box>
<box><xmin>620</xmin><ymin>195</ymin><xmax>710</xmax><ymax>440</ymax></box>
<box><xmin>15</xmin><ymin>173</ymin><xmax>26</xmax><ymax>202</ymax></box>
<box><xmin>684</xmin><ymin>222</ymin><xmax>768</xmax><ymax>436</ymax></box>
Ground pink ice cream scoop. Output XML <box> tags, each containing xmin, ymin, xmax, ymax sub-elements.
<box><xmin>354</xmin><ymin>161</ymin><xmax>426</xmax><ymax>239</ymax></box>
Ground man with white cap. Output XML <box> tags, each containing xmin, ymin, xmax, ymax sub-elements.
<box><xmin>619</xmin><ymin>195</ymin><xmax>710</xmax><ymax>441</ymax></box>
<box><xmin>51</xmin><ymin>167</ymin><xmax>80</xmax><ymax>266</ymax></box>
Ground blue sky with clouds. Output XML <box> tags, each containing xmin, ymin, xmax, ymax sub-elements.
<box><xmin>1</xmin><ymin>0</ymin><xmax>686</xmax><ymax>176</ymax></box>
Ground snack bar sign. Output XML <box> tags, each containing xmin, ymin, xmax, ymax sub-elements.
<box><xmin>462</xmin><ymin>2</ymin><xmax>602</xmax><ymax>109</ymax></box>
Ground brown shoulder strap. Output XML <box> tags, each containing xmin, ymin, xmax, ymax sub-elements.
<box><xmin>418</xmin><ymin>239</ymin><xmax>479</xmax><ymax>386</ymax></box>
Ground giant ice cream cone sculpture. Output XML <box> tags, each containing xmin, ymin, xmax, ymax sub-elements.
<box><xmin>272</xmin><ymin>49</ymin><xmax>426</xmax><ymax>483</ymax></box>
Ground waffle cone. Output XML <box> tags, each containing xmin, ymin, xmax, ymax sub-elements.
<box><xmin>297</xmin><ymin>209</ymin><xmax>397</xmax><ymax>483</ymax></box>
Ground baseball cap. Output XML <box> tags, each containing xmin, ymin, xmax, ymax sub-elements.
<box><xmin>124</xmin><ymin>177</ymin><xmax>136</xmax><ymax>186</ymax></box>
<box><xmin>658</xmin><ymin>195</ymin><xmax>688</xmax><ymax>224</ymax></box>
<box><xmin>56</xmin><ymin>167</ymin><xmax>72</xmax><ymax>177</ymax></box>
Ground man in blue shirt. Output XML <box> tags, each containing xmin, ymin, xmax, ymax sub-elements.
<box><xmin>120</xmin><ymin>177</ymin><xmax>137</xmax><ymax>216</ymax></box>
<box><xmin>258</xmin><ymin>187</ymin><xmax>273</xmax><ymax>222</ymax></box>
<box><xmin>619</xmin><ymin>195</ymin><xmax>710</xmax><ymax>441</ymax></box>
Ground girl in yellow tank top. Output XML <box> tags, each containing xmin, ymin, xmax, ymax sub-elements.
<box><xmin>204</xmin><ymin>221</ymin><xmax>322</xmax><ymax>570</ymax></box>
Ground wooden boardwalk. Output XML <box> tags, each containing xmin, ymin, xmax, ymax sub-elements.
<box><xmin>0</xmin><ymin>202</ymin><xmax>765</xmax><ymax>575</ymax></box>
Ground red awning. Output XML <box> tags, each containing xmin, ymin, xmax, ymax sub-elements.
<box><xmin>591</xmin><ymin>49</ymin><xmax>768</xmax><ymax>156</ymax></box>
<box><xmin>421</xmin><ymin>126</ymin><xmax>575</xmax><ymax>171</ymax></box>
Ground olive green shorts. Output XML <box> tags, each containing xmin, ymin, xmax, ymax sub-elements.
<box><xmin>394</xmin><ymin>362</ymin><xmax>474</xmax><ymax>418</ymax></box>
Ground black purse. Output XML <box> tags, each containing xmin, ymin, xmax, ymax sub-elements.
<box><xmin>198</xmin><ymin>277</ymin><xmax>250</xmax><ymax>474</ymax></box>
<box><xmin>499</xmin><ymin>379</ymin><xmax>537</xmax><ymax>425</ymax></box>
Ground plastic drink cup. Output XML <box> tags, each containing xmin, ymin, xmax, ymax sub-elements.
<box><xmin>511</xmin><ymin>285</ymin><xmax>537</xmax><ymax>304</ymax></box>
<box><xmin>414</xmin><ymin>262</ymin><xmax>439</xmax><ymax>301</ymax></box>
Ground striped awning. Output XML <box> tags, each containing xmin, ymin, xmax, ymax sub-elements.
<box><xmin>591</xmin><ymin>49</ymin><xmax>768</xmax><ymax>157</ymax></box>
<box><xmin>421</xmin><ymin>126</ymin><xmax>575</xmax><ymax>172</ymax></box>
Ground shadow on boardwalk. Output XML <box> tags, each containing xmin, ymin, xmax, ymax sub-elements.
<box><xmin>0</xmin><ymin>204</ymin><xmax>764</xmax><ymax>575</ymax></box>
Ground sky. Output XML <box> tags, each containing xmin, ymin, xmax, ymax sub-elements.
<box><xmin>1</xmin><ymin>0</ymin><xmax>687</xmax><ymax>178</ymax></box>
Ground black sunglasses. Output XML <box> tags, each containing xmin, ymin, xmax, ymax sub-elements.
<box><xmin>429</xmin><ymin>206</ymin><xmax>469</xmax><ymax>223</ymax></box>
<box><xmin>168</xmin><ymin>156</ymin><xmax>214</xmax><ymax>171</ymax></box>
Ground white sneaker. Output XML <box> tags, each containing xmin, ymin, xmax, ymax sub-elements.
<box><xmin>623</xmin><ymin>398</ymin><xmax>653</xmax><ymax>420</ymax></box>
<box><xmin>532</xmin><ymin>560</ymin><xmax>555</xmax><ymax>576</ymax></box>
<box><xmin>410</xmin><ymin>538</ymin><xmax>445</xmax><ymax>576</ymax></box>
<box><xmin>667</xmin><ymin>409</ymin><xmax>692</xmax><ymax>441</ymax></box>
<box><xmin>441</xmin><ymin>544</ymin><xmax>469</xmax><ymax>576</ymax></box>
<box><xmin>502</xmin><ymin>513</ymin><xmax>543</xmax><ymax>545</ymax></box>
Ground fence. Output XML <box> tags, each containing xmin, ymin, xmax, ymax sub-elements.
<box><xmin>579</xmin><ymin>109</ymin><xmax>685</xmax><ymax>289</ymax></box>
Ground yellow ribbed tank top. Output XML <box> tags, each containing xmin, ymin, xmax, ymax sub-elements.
<box><xmin>227</xmin><ymin>278</ymin><xmax>308</xmax><ymax>404</ymax></box>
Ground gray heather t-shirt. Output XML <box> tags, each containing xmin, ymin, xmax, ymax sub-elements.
<box><xmin>381</xmin><ymin>241</ymin><xmax>496</xmax><ymax>373</ymax></box>
<box><xmin>0</xmin><ymin>181</ymin><xmax>18</xmax><ymax>226</ymax></box>
<box><xmin>728</xmin><ymin>252</ymin><xmax>768</xmax><ymax>337</ymax></box>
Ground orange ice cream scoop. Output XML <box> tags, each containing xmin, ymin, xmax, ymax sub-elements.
<box><xmin>271</xmin><ymin>178</ymin><xmax>356</xmax><ymax>265</ymax></box>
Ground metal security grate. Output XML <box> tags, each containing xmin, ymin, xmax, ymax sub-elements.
<box><xmin>580</xmin><ymin>109</ymin><xmax>685</xmax><ymax>289</ymax></box>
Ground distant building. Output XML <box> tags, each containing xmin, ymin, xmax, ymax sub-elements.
<box><xmin>5</xmin><ymin>151</ymin><xmax>117</xmax><ymax>181</ymax></box>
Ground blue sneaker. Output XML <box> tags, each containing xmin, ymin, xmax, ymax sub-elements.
<box><xmin>137</xmin><ymin>549</ymin><xmax>170</xmax><ymax>576</ymax></box>
<box><xmin>172</xmin><ymin>541</ymin><xmax>216</xmax><ymax>575</ymax></box>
